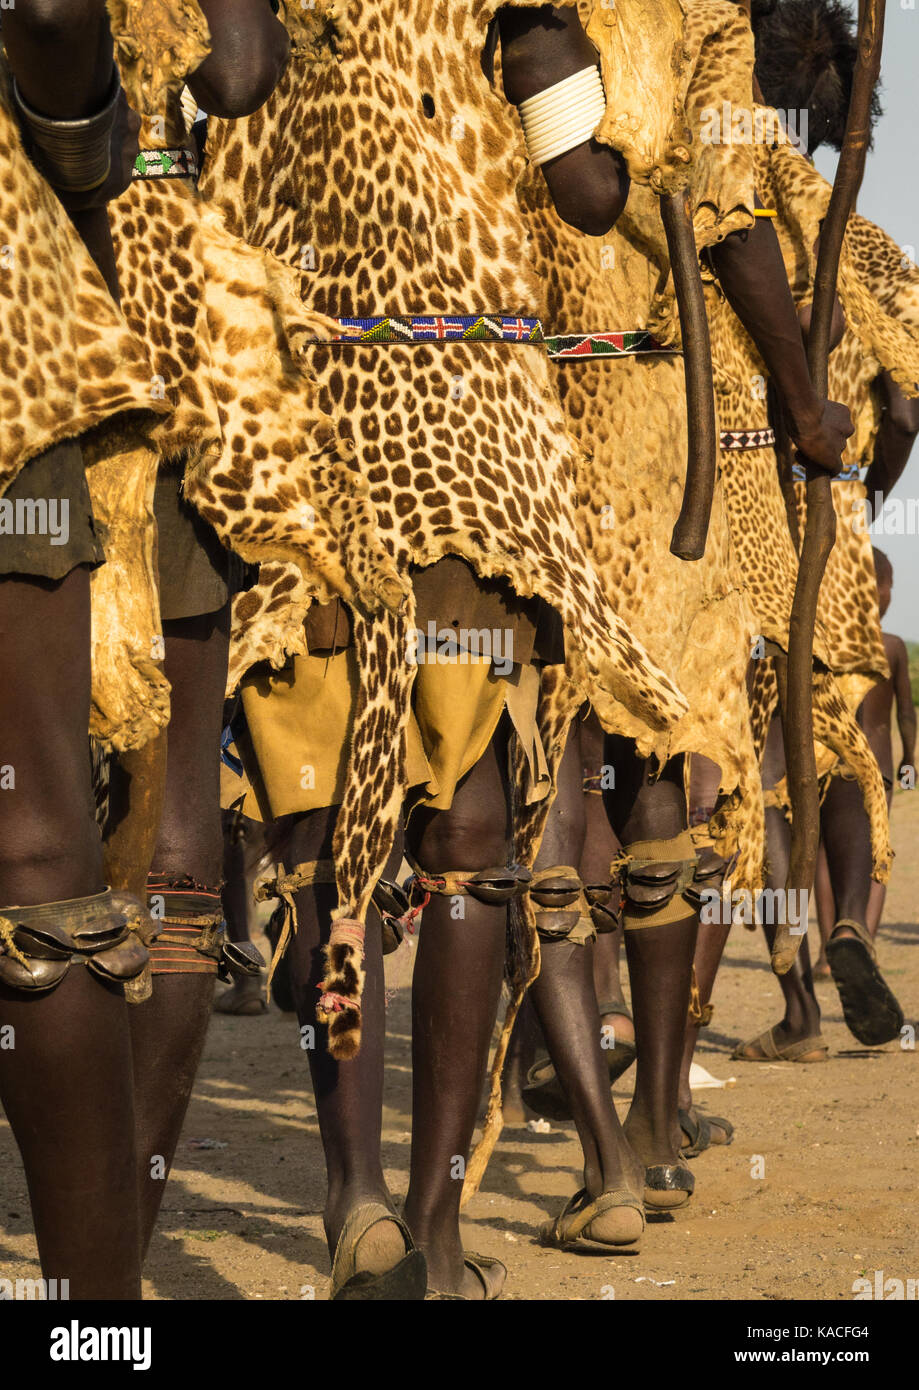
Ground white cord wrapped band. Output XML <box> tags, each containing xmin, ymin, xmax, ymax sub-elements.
<box><xmin>517</xmin><ymin>65</ymin><xmax>607</xmax><ymax>166</ymax></box>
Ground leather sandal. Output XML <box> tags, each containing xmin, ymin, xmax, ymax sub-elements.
<box><xmin>427</xmin><ymin>1252</ymin><xmax>507</xmax><ymax>1300</ymax></box>
<box><xmin>329</xmin><ymin>1202</ymin><xmax>426</xmax><ymax>1301</ymax></box>
<box><xmin>826</xmin><ymin>918</ymin><xmax>904</xmax><ymax>1047</ymax></box>
<box><xmin>539</xmin><ymin>1187</ymin><xmax>644</xmax><ymax>1252</ymax></box>
<box><xmin>679</xmin><ymin>1105</ymin><xmax>733</xmax><ymax>1157</ymax></box>
<box><xmin>732</xmin><ymin>1025</ymin><xmax>828</xmax><ymax>1063</ymax></box>
<box><xmin>643</xmin><ymin>1162</ymin><xmax>694</xmax><ymax>1212</ymax></box>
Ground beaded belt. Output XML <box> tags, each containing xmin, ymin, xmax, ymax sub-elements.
<box><xmin>310</xmin><ymin>314</ymin><xmax>544</xmax><ymax>344</ymax></box>
<box><xmin>132</xmin><ymin>146</ymin><xmax>199</xmax><ymax>181</ymax></box>
<box><xmin>544</xmin><ymin>330</ymin><xmax>673</xmax><ymax>360</ymax></box>
<box><xmin>720</xmin><ymin>429</ymin><xmax>859</xmax><ymax>480</ymax></box>
<box><xmin>720</xmin><ymin>427</ymin><xmax>776</xmax><ymax>450</ymax></box>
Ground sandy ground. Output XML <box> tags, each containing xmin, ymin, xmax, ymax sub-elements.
<box><xmin>1</xmin><ymin>793</ymin><xmax>917</xmax><ymax>1302</ymax></box>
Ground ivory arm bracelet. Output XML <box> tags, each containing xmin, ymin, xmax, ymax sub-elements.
<box><xmin>517</xmin><ymin>64</ymin><xmax>607</xmax><ymax>166</ymax></box>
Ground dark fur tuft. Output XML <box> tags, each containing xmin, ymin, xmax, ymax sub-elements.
<box><xmin>752</xmin><ymin>0</ymin><xmax>883</xmax><ymax>154</ymax></box>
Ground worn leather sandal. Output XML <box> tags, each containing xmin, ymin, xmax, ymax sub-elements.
<box><xmin>427</xmin><ymin>1252</ymin><xmax>507</xmax><ymax>1300</ymax></box>
<box><xmin>732</xmin><ymin>1025</ymin><xmax>828</xmax><ymax>1063</ymax></box>
<box><xmin>826</xmin><ymin>918</ymin><xmax>904</xmax><ymax>1047</ymax></box>
<box><xmin>679</xmin><ymin>1106</ymin><xmax>734</xmax><ymax>1157</ymax></box>
<box><xmin>643</xmin><ymin>1162</ymin><xmax>694</xmax><ymax>1212</ymax></box>
<box><xmin>329</xmin><ymin>1202</ymin><xmax>427</xmax><ymax>1301</ymax></box>
<box><xmin>539</xmin><ymin>1187</ymin><xmax>645</xmax><ymax>1253</ymax></box>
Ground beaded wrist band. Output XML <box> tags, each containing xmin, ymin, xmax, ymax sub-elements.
<box><xmin>12</xmin><ymin>69</ymin><xmax>121</xmax><ymax>193</ymax></box>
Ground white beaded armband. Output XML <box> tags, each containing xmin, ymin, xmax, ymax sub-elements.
<box><xmin>517</xmin><ymin>65</ymin><xmax>607</xmax><ymax>166</ymax></box>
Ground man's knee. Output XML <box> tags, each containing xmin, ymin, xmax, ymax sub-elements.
<box><xmin>409</xmin><ymin>807</ymin><xmax>507</xmax><ymax>876</ymax></box>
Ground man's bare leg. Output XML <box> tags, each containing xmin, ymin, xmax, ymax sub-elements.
<box><xmin>403</xmin><ymin>724</ymin><xmax>513</xmax><ymax>1299</ymax></box>
<box><xmin>0</xmin><ymin>562</ymin><xmax>142</xmax><ymax>1299</ymax></box>
<box><xmin>129</xmin><ymin>609</ymin><xmax>228</xmax><ymax>1258</ymax></box>
<box><xmin>215</xmin><ymin>809</ymin><xmax>268</xmax><ymax>1014</ymax></box>
<box><xmin>526</xmin><ymin>723</ymin><xmax>643</xmax><ymax>1206</ymax></box>
<box><xmin>284</xmin><ymin>804</ymin><xmax>407</xmax><ymax>1282</ymax></box>
<box><xmin>604</xmin><ymin>739</ymin><xmax>697</xmax><ymax>1182</ymax></box>
<box><xmin>582</xmin><ymin>712</ymin><xmax>633</xmax><ymax>1049</ymax></box>
<box><xmin>813</xmin><ymin>840</ymin><xmax>834</xmax><ymax>975</ymax></box>
<box><xmin>732</xmin><ymin>803</ymin><xmax>826</xmax><ymax>1061</ymax></box>
<box><xmin>821</xmin><ymin>773</ymin><xmax>903</xmax><ymax>1044</ymax></box>
<box><xmin>676</xmin><ymin>753</ymin><xmax>733</xmax><ymax>1142</ymax></box>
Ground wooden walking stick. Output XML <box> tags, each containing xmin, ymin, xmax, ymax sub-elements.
<box><xmin>771</xmin><ymin>0</ymin><xmax>885</xmax><ymax>975</ymax></box>
<box><xmin>662</xmin><ymin>189</ymin><xmax>719</xmax><ymax>561</ymax></box>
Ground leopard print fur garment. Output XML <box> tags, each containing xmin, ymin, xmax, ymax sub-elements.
<box><xmin>199</xmin><ymin>0</ymin><xmax>692</xmax><ymax>1056</ymax></box>
<box><xmin>0</xmin><ymin>71</ymin><xmax>159</xmax><ymax>493</ymax></box>
<box><xmin>0</xmin><ymin>65</ymin><xmax>174</xmax><ymax>752</ymax></box>
<box><xmin>742</xmin><ymin>127</ymin><xmax>919</xmax><ymax>881</ymax></box>
<box><xmin>461</xmin><ymin>0</ymin><xmax>765</xmax><ymax>1194</ymax></box>
<box><xmin>705</xmin><ymin>128</ymin><xmax>895</xmax><ymax>886</ymax></box>
<box><xmin>515</xmin><ymin>0</ymin><xmax>763</xmax><ymax>893</ymax></box>
<box><xmin>103</xmin><ymin>80</ymin><xmax>407</xmax><ymax>748</ymax></box>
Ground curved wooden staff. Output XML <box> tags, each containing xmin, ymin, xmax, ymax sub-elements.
<box><xmin>771</xmin><ymin>0</ymin><xmax>885</xmax><ymax>974</ymax></box>
<box><xmin>661</xmin><ymin>189</ymin><xmax>718</xmax><ymax>561</ymax></box>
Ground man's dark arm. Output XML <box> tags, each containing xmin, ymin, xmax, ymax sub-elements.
<box><xmin>2</xmin><ymin>0</ymin><xmax>113</xmax><ymax>118</ymax></box>
<box><xmin>187</xmin><ymin>0</ymin><xmax>290</xmax><ymax>118</ymax></box>
<box><xmin>497</xmin><ymin>5</ymin><xmax>628</xmax><ymax>237</ymax></box>
<box><xmin>863</xmin><ymin>371</ymin><xmax>919</xmax><ymax>515</ymax></box>
<box><xmin>891</xmin><ymin>635</ymin><xmax>917</xmax><ymax>777</ymax></box>
<box><xmin>710</xmin><ymin>206</ymin><xmax>854</xmax><ymax>474</ymax></box>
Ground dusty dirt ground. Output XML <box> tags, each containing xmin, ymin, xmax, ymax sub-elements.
<box><xmin>1</xmin><ymin>793</ymin><xmax>917</xmax><ymax>1302</ymax></box>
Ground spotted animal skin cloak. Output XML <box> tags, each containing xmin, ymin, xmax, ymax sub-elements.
<box><xmin>0</xmin><ymin>61</ymin><xmax>171</xmax><ymax>752</ymax></box>
<box><xmin>515</xmin><ymin>0</ymin><xmax>763</xmax><ymax>892</ymax></box>
<box><xmin>739</xmin><ymin>124</ymin><xmax>919</xmax><ymax>880</ymax></box>
<box><xmin>199</xmin><ymin>0</ymin><xmax>690</xmax><ymax>1057</ymax></box>
<box><xmin>459</xmin><ymin>0</ymin><xmax>769</xmax><ymax>1198</ymax></box>
<box><xmin>98</xmin><ymin>0</ymin><xmax>405</xmax><ymax>754</ymax></box>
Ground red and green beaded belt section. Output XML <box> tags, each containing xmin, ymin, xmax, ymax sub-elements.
<box><xmin>308</xmin><ymin>315</ymin><xmax>544</xmax><ymax>344</ymax></box>
<box><xmin>544</xmin><ymin>330</ymin><xmax>674</xmax><ymax>360</ymax></box>
<box><xmin>720</xmin><ymin>428</ymin><xmax>776</xmax><ymax>450</ymax></box>
<box><xmin>132</xmin><ymin>146</ymin><xmax>199</xmax><ymax>181</ymax></box>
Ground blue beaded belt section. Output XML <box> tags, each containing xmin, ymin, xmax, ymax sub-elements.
<box><xmin>720</xmin><ymin>428</ymin><xmax>776</xmax><ymax>450</ymax></box>
<box><xmin>792</xmin><ymin>461</ymin><xmax>860</xmax><ymax>482</ymax></box>
<box><xmin>312</xmin><ymin>315</ymin><xmax>544</xmax><ymax>344</ymax></box>
<box><xmin>132</xmin><ymin>146</ymin><xmax>199</xmax><ymax>181</ymax></box>
<box><xmin>544</xmin><ymin>330</ymin><xmax>674</xmax><ymax>359</ymax></box>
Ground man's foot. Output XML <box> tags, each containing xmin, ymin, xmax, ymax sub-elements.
<box><xmin>426</xmin><ymin>1251</ymin><xmax>507</xmax><ymax>1300</ymax></box>
<box><xmin>678</xmin><ymin>1104</ymin><xmax>733</xmax><ymax>1157</ymax></box>
<box><xmin>326</xmin><ymin>1192</ymin><xmax>426</xmax><ymax>1300</ymax></box>
<box><xmin>539</xmin><ymin>1187</ymin><xmax>645</xmax><ymax>1252</ymax></box>
<box><xmin>325</xmin><ymin>1188</ymin><xmax>410</xmax><ymax>1278</ymax></box>
<box><xmin>732</xmin><ymin>1020</ymin><xmax>827</xmax><ymax>1063</ymax></box>
<box><xmin>624</xmin><ymin>1102</ymin><xmax>694</xmax><ymax>1211</ymax></box>
<box><xmin>826</xmin><ymin>919</ymin><xmax>904</xmax><ymax>1046</ymax></box>
<box><xmin>213</xmin><ymin>973</ymin><xmax>267</xmax><ymax>1015</ymax></box>
<box><xmin>412</xmin><ymin>1224</ymin><xmax>506</xmax><ymax>1300</ymax></box>
<box><xmin>813</xmin><ymin>953</ymin><xmax>832</xmax><ymax>980</ymax></box>
<box><xmin>597</xmin><ymin>1002</ymin><xmax>637</xmax><ymax>1082</ymax></box>
<box><xmin>599</xmin><ymin>1006</ymin><xmax>635</xmax><ymax>1045</ymax></box>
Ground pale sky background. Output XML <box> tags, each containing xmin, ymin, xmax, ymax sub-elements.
<box><xmin>813</xmin><ymin>0</ymin><xmax>919</xmax><ymax>640</ymax></box>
